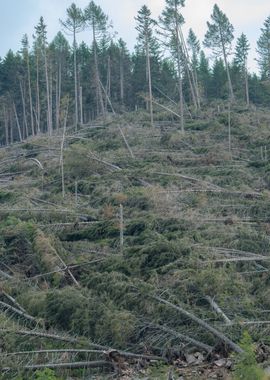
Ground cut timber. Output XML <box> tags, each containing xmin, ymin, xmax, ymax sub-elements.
<box><xmin>205</xmin><ymin>296</ymin><xmax>232</xmax><ymax>326</ymax></box>
<box><xmin>152</xmin><ymin>295</ymin><xmax>243</xmax><ymax>354</ymax></box>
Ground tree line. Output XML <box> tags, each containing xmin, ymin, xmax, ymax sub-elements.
<box><xmin>0</xmin><ymin>0</ymin><xmax>270</xmax><ymax>144</ymax></box>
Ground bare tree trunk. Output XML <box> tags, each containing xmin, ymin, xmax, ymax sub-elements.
<box><xmin>3</xmin><ymin>105</ymin><xmax>9</xmax><ymax>145</ymax></box>
<box><xmin>146</xmin><ymin>38</ymin><xmax>154</xmax><ymax>127</ymax></box>
<box><xmin>152</xmin><ymin>295</ymin><xmax>243</xmax><ymax>354</ymax></box>
<box><xmin>13</xmin><ymin>102</ymin><xmax>23</xmax><ymax>142</ymax></box>
<box><xmin>93</xmin><ymin>24</ymin><xmax>105</xmax><ymax>117</ymax></box>
<box><xmin>79</xmin><ymin>85</ymin><xmax>83</xmax><ymax>125</ymax></box>
<box><xmin>178</xmin><ymin>27</ymin><xmax>200</xmax><ymax>110</ymax></box>
<box><xmin>44</xmin><ymin>48</ymin><xmax>52</xmax><ymax>135</ymax></box>
<box><xmin>174</xmin><ymin>4</ymin><xmax>184</xmax><ymax>132</ymax></box>
<box><xmin>244</xmin><ymin>67</ymin><xmax>249</xmax><ymax>107</ymax></box>
<box><xmin>220</xmin><ymin>33</ymin><xmax>234</xmax><ymax>101</ymax></box>
<box><xmin>19</xmin><ymin>80</ymin><xmax>28</xmax><ymax>139</ymax></box>
<box><xmin>120</xmin><ymin>51</ymin><xmax>124</xmax><ymax>107</ymax></box>
<box><xmin>36</xmin><ymin>55</ymin><xmax>41</xmax><ymax>133</ymax></box>
<box><xmin>73</xmin><ymin>28</ymin><xmax>78</xmax><ymax>130</ymax></box>
<box><xmin>60</xmin><ymin>103</ymin><xmax>69</xmax><ymax>199</ymax></box>
<box><xmin>106</xmin><ymin>55</ymin><xmax>111</xmax><ymax>112</ymax></box>
<box><xmin>25</xmin><ymin>48</ymin><xmax>35</xmax><ymax>136</ymax></box>
<box><xmin>119</xmin><ymin>204</ymin><xmax>124</xmax><ymax>253</ymax></box>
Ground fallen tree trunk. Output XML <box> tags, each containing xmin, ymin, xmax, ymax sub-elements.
<box><xmin>152</xmin><ymin>295</ymin><xmax>243</xmax><ymax>354</ymax></box>
<box><xmin>149</xmin><ymin>323</ymin><xmax>213</xmax><ymax>353</ymax></box>
<box><xmin>0</xmin><ymin>329</ymin><xmax>165</xmax><ymax>362</ymax></box>
<box><xmin>3</xmin><ymin>360</ymin><xmax>113</xmax><ymax>371</ymax></box>
<box><xmin>0</xmin><ymin>328</ymin><xmax>107</xmax><ymax>350</ymax></box>
<box><xmin>205</xmin><ymin>296</ymin><xmax>232</xmax><ymax>326</ymax></box>
<box><xmin>0</xmin><ymin>301</ymin><xmax>38</xmax><ymax>324</ymax></box>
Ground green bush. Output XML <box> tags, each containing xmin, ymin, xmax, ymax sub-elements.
<box><xmin>233</xmin><ymin>331</ymin><xmax>265</xmax><ymax>380</ymax></box>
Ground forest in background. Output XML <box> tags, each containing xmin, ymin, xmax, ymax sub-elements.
<box><xmin>0</xmin><ymin>0</ymin><xmax>270</xmax><ymax>144</ymax></box>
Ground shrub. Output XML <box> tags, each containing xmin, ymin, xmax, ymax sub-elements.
<box><xmin>233</xmin><ymin>331</ymin><xmax>265</xmax><ymax>380</ymax></box>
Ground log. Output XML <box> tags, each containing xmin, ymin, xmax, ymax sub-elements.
<box><xmin>150</xmin><ymin>323</ymin><xmax>212</xmax><ymax>352</ymax></box>
<box><xmin>151</xmin><ymin>171</ymin><xmax>221</xmax><ymax>190</ymax></box>
<box><xmin>1</xmin><ymin>291</ymin><xmax>27</xmax><ymax>313</ymax></box>
<box><xmin>152</xmin><ymin>295</ymin><xmax>243</xmax><ymax>354</ymax></box>
<box><xmin>87</xmin><ymin>154</ymin><xmax>122</xmax><ymax>171</ymax></box>
<box><xmin>0</xmin><ymin>301</ymin><xmax>37</xmax><ymax>324</ymax></box>
<box><xmin>0</xmin><ymin>328</ymin><xmax>107</xmax><ymax>350</ymax></box>
<box><xmin>118</xmin><ymin>126</ymin><xmax>135</xmax><ymax>159</ymax></box>
<box><xmin>2</xmin><ymin>349</ymin><xmax>163</xmax><ymax>361</ymax></box>
<box><xmin>0</xmin><ymin>269</ymin><xmax>12</xmax><ymax>280</ymax></box>
<box><xmin>3</xmin><ymin>361</ymin><xmax>113</xmax><ymax>371</ymax></box>
<box><xmin>205</xmin><ymin>296</ymin><xmax>232</xmax><ymax>326</ymax></box>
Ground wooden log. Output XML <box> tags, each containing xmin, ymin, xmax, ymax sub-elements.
<box><xmin>152</xmin><ymin>295</ymin><xmax>243</xmax><ymax>354</ymax></box>
<box><xmin>0</xmin><ymin>301</ymin><xmax>37</xmax><ymax>324</ymax></box>
<box><xmin>150</xmin><ymin>323</ymin><xmax>212</xmax><ymax>352</ymax></box>
<box><xmin>3</xmin><ymin>360</ymin><xmax>113</xmax><ymax>371</ymax></box>
<box><xmin>0</xmin><ymin>328</ymin><xmax>107</xmax><ymax>350</ymax></box>
<box><xmin>205</xmin><ymin>296</ymin><xmax>232</xmax><ymax>326</ymax></box>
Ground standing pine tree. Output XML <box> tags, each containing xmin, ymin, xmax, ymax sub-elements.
<box><xmin>34</xmin><ymin>17</ymin><xmax>52</xmax><ymax>135</ymax></box>
<box><xmin>234</xmin><ymin>33</ymin><xmax>250</xmax><ymax>106</ymax></box>
<box><xmin>135</xmin><ymin>5</ymin><xmax>157</xmax><ymax>127</ymax></box>
<box><xmin>204</xmin><ymin>4</ymin><xmax>235</xmax><ymax>101</ymax></box>
<box><xmin>257</xmin><ymin>16</ymin><xmax>270</xmax><ymax>79</ymax></box>
<box><xmin>21</xmin><ymin>34</ymin><xmax>35</xmax><ymax>136</ymax></box>
<box><xmin>60</xmin><ymin>3</ymin><xmax>84</xmax><ymax>130</ymax></box>
<box><xmin>159</xmin><ymin>0</ymin><xmax>186</xmax><ymax>132</ymax></box>
<box><xmin>187</xmin><ymin>29</ymin><xmax>201</xmax><ymax>108</ymax></box>
<box><xmin>84</xmin><ymin>1</ymin><xmax>110</xmax><ymax>117</ymax></box>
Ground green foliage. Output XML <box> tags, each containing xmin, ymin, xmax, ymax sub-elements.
<box><xmin>257</xmin><ymin>16</ymin><xmax>270</xmax><ymax>79</ymax></box>
<box><xmin>233</xmin><ymin>331</ymin><xmax>265</xmax><ymax>380</ymax></box>
<box><xmin>34</xmin><ymin>369</ymin><xmax>62</xmax><ymax>380</ymax></box>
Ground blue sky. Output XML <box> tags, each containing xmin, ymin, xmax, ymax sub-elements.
<box><xmin>1</xmin><ymin>0</ymin><xmax>269</xmax><ymax>73</ymax></box>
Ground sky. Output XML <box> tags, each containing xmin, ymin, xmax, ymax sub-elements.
<box><xmin>0</xmin><ymin>0</ymin><xmax>269</xmax><ymax>73</ymax></box>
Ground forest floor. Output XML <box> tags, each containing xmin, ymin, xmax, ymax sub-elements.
<box><xmin>1</xmin><ymin>104</ymin><xmax>270</xmax><ymax>379</ymax></box>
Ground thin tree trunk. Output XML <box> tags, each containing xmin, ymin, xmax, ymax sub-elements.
<box><xmin>73</xmin><ymin>28</ymin><xmax>78</xmax><ymax>130</ymax></box>
<box><xmin>3</xmin><ymin>105</ymin><xmax>9</xmax><ymax>146</ymax></box>
<box><xmin>175</xmin><ymin>17</ymin><xmax>184</xmax><ymax>132</ymax></box>
<box><xmin>79</xmin><ymin>85</ymin><xmax>83</xmax><ymax>125</ymax></box>
<box><xmin>26</xmin><ymin>48</ymin><xmax>35</xmax><ymax>136</ymax></box>
<box><xmin>19</xmin><ymin>80</ymin><xmax>28</xmax><ymax>139</ymax></box>
<box><xmin>146</xmin><ymin>38</ymin><xmax>154</xmax><ymax>127</ymax></box>
<box><xmin>244</xmin><ymin>67</ymin><xmax>249</xmax><ymax>107</ymax></box>
<box><xmin>13</xmin><ymin>102</ymin><xmax>22</xmax><ymax>142</ymax></box>
<box><xmin>93</xmin><ymin>24</ymin><xmax>105</xmax><ymax>117</ymax></box>
<box><xmin>44</xmin><ymin>48</ymin><xmax>52</xmax><ymax>135</ymax></box>
<box><xmin>36</xmin><ymin>54</ymin><xmax>40</xmax><ymax>133</ymax></box>
<box><xmin>178</xmin><ymin>27</ymin><xmax>200</xmax><ymax>110</ymax></box>
<box><xmin>219</xmin><ymin>29</ymin><xmax>234</xmax><ymax>101</ymax></box>
<box><xmin>120</xmin><ymin>50</ymin><xmax>124</xmax><ymax>106</ymax></box>
<box><xmin>60</xmin><ymin>102</ymin><xmax>69</xmax><ymax>199</ymax></box>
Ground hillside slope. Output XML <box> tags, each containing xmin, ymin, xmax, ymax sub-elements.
<box><xmin>1</xmin><ymin>104</ymin><xmax>270</xmax><ymax>379</ymax></box>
